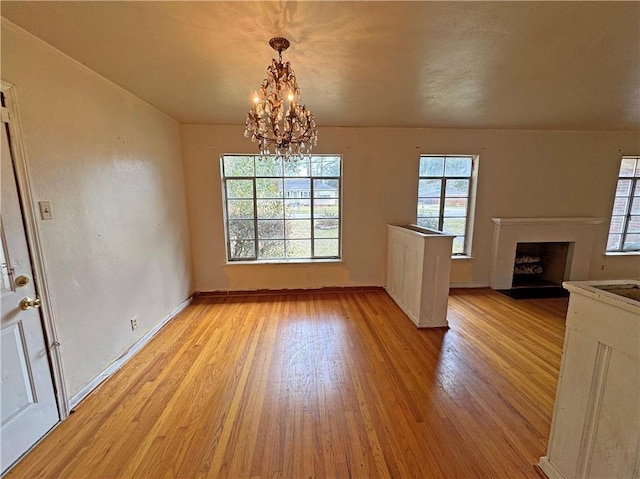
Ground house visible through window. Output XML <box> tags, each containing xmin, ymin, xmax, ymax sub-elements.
<box><xmin>417</xmin><ymin>155</ymin><xmax>477</xmax><ymax>255</ymax></box>
<box><xmin>607</xmin><ymin>156</ymin><xmax>640</xmax><ymax>253</ymax></box>
<box><xmin>221</xmin><ymin>155</ymin><xmax>341</xmax><ymax>261</ymax></box>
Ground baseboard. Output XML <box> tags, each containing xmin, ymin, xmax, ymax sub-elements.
<box><xmin>449</xmin><ymin>282</ymin><xmax>490</xmax><ymax>289</ymax></box>
<box><xmin>69</xmin><ymin>295</ymin><xmax>193</xmax><ymax>409</ymax></box>
<box><xmin>536</xmin><ymin>457</ymin><xmax>565</xmax><ymax>479</ymax></box>
<box><xmin>196</xmin><ymin>286</ymin><xmax>384</xmax><ymax>297</ymax></box>
<box><xmin>197</xmin><ymin>285</ymin><xmax>488</xmax><ymax>298</ymax></box>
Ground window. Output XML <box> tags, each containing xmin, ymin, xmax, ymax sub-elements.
<box><xmin>417</xmin><ymin>155</ymin><xmax>477</xmax><ymax>255</ymax></box>
<box><xmin>607</xmin><ymin>156</ymin><xmax>640</xmax><ymax>253</ymax></box>
<box><xmin>221</xmin><ymin>155</ymin><xmax>341</xmax><ymax>261</ymax></box>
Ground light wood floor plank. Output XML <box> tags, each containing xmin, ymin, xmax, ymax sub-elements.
<box><xmin>6</xmin><ymin>289</ymin><xmax>567</xmax><ymax>478</ymax></box>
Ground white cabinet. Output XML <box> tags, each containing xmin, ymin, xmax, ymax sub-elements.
<box><xmin>539</xmin><ymin>280</ymin><xmax>640</xmax><ymax>479</ymax></box>
<box><xmin>385</xmin><ymin>225</ymin><xmax>454</xmax><ymax>328</ymax></box>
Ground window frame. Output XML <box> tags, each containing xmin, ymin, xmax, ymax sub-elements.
<box><xmin>416</xmin><ymin>154</ymin><xmax>478</xmax><ymax>256</ymax></box>
<box><xmin>606</xmin><ymin>155</ymin><xmax>640</xmax><ymax>253</ymax></box>
<box><xmin>221</xmin><ymin>154</ymin><xmax>342</xmax><ymax>263</ymax></box>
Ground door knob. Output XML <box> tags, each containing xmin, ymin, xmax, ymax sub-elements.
<box><xmin>19</xmin><ymin>297</ymin><xmax>41</xmax><ymax>310</ymax></box>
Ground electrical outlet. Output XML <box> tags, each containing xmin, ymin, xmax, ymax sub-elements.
<box><xmin>130</xmin><ymin>317</ymin><xmax>138</xmax><ymax>331</ymax></box>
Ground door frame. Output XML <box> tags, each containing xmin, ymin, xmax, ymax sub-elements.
<box><xmin>2</xmin><ymin>80</ymin><xmax>69</xmax><ymax>419</ymax></box>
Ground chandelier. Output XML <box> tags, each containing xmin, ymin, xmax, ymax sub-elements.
<box><xmin>244</xmin><ymin>37</ymin><xmax>318</xmax><ymax>160</ymax></box>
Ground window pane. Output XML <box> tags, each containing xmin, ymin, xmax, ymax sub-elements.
<box><xmin>314</xmin><ymin>239</ymin><xmax>339</xmax><ymax>257</ymax></box>
<box><xmin>256</xmin><ymin>199</ymin><xmax>284</xmax><ymax>219</ymax></box>
<box><xmin>619</xmin><ymin>157</ymin><xmax>637</xmax><ymax>177</ymax></box>
<box><xmin>612</xmin><ymin>197</ymin><xmax>629</xmax><ymax>215</ymax></box>
<box><xmin>631</xmin><ymin>197</ymin><xmax>640</xmax><ymax>215</ymax></box>
<box><xmin>418</xmin><ymin>198</ymin><xmax>440</xmax><ymax>217</ymax></box>
<box><xmin>311</xmin><ymin>156</ymin><xmax>341</xmax><ymax>177</ymax></box>
<box><xmin>285</xmin><ymin>199</ymin><xmax>310</xmax><ymax>218</ymax></box>
<box><xmin>313</xmin><ymin>179</ymin><xmax>339</xmax><ymax>197</ymax></box>
<box><xmin>314</xmin><ymin>219</ymin><xmax>339</xmax><ymax>238</ymax></box>
<box><xmin>418</xmin><ymin>179</ymin><xmax>441</xmax><ymax>197</ymax></box>
<box><xmin>257</xmin><ymin>220</ymin><xmax>284</xmax><ymax>239</ymax></box>
<box><xmin>444</xmin><ymin>198</ymin><xmax>468</xmax><ymax>217</ymax></box>
<box><xmin>228</xmin><ymin>220</ymin><xmax>255</xmax><ymax>240</ymax></box>
<box><xmin>608</xmin><ymin>216</ymin><xmax>625</xmax><ymax>234</ymax></box>
<box><xmin>256</xmin><ymin>179</ymin><xmax>283</xmax><ymax>198</ymax></box>
<box><xmin>419</xmin><ymin>157</ymin><xmax>444</xmax><ymax>177</ymax></box>
<box><xmin>284</xmin><ymin>178</ymin><xmax>310</xmax><ymax>199</ymax></box>
<box><xmin>284</xmin><ymin>157</ymin><xmax>310</xmax><ymax>177</ymax></box>
<box><xmin>444</xmin><ymin>157</ymin><xmax>472</xmax><ymax>177</ymax></box>
<box><xmin>285</xmin><ymin>220</ymin><xmax>311</xmax><ymax>239</ymax></box>
<box><xmin>226</xmin><ymin>179</ymin><xmax>253</xmax><ymax>199</ymax></box>
<box><xmin>445</xmin><ymin>179</ymin><xmax>470</xmax><ymax>197</ymax></box>
<box><xmin>314</xmin><ymin>201</ymin><xmax>339</xmax><ymax>218</ymax></box>
<box><xmin>222</xmin><ymin>154</ymin><xmax>341</xmax><ymax>262</ymax></box>
<box><xmin>627</xmin><ymin>216</ymin><xmax>640</xmax><ymax>233</ymax></box>
<box><xmin>229</xmin><ymin>240</ymin><xmax>255</xmax><ymax>260</ymax></box>
<box><xmin>255</xmin><ymin>157</ymin><xmax>283</xmax><ymax>177</ymax></box>
<box><xmin>258</xmin><ymin>240</ymin><xmax>285</xmax><ymax>259</ymax></box>
<box><xmin>227</xmin><ymin>200</ymin><xmax>254</xmax><ymax>219</ymax></box>
<box><xmin>622</xmin><ymin>234</ymin><xmax>640</xmax><ymax>251</ymax></box>
<box><xmin>286</xmin><ymin>240</ymin><xmax>311</xmax><ymax>258</ymax></box>
<box><xmin>443</xmin><ymin>217</ymin><xmax>467</xmax><ymax>235</ymax></box>
<box><xmin>416</xmin><ymin>217</ymin><xmax>439</xmax><ymax>230</ymax></box>
<box><xmin>417</xmin><ymin>155</ymin><xmax>475</xmax><ymax>256</ymax></box>
<box><xmin>616</xmin><ymin>179</ymin><xmax>632</xmax><ymax>197</ymax></box>
<box><xmin>452</xmin><ymin>237</ymin><xmax>465</xmax><ymax>254</ymax></box>
<box><xmin>223</xmin><ymin>156</ymin><xmax>254</xmax><ymax>177</ymax></box>
<box><xmin>607</xmin><ymin>234</ymin><xmax>622</xmax><ymax>251</ymax></box>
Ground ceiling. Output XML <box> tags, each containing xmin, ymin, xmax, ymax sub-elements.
<box><xmin>2</xmin><ymin>1</ymin><xmax>639</xmax><ymax>131</ymax></box>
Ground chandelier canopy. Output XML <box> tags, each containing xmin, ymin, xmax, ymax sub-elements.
<box><xmin>244</xmin><ymin>37</ymin><xmax>318</xmax><ymax>160</ymax></box>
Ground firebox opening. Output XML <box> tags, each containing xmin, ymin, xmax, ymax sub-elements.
<box><xmin>512</xmin><ymin>242</ymin><xmax>572</xmax><ymax>289</ymax></box>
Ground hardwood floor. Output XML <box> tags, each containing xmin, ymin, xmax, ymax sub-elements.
<box><xmin>6</xmin><ymin>289</ymin><xmax>568</xmax><ymax>478</ymax></box>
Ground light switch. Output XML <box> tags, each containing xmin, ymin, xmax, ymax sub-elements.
<box><xmin>38</xmin><ymin>201</ymin><xmax>53</xmax><ymax>220</ymax></box>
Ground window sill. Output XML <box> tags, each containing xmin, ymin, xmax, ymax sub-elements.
<box><xmin>604</xmin><ymin>251</ymin><xmax>640</xmax><ymax>257</ymax></box>
<box><xmin>452</xmin><ymin>255</ymin><xmax>473</xmax><ymax>260</ymax></box>
<box><xmin>225</xmin><ymin>258</ymin><xmax>344</xmax><ymax>266</ymax></box>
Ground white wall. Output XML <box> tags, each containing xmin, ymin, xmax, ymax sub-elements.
<box><xmin>1</xmin><ymin>20</ymin><xmax>193</xmax><ymax>398</ymax></box>
<box><xmin>182</xmin><ymin>124</ymin><xmax>639</xmax><ymax>291</ymax></box>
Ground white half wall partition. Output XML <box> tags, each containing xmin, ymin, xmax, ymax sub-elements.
<box><xmin>386</xmin><ymin>225</ymin><xmax>454</xmax><ymax>328</ymax></box>
<box><xmin>539</xmin><ymin>280</ymin><xmax>639</xmax><ymax>479</ymax></box>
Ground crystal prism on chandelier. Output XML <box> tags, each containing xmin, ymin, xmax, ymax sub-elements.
<box><xmin>244</xmin><ymin>37</ymin><xmax>318</xmax><ymax>160</ymax></box>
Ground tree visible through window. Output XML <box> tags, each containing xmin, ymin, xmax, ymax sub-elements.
<box><xmin>607</xmin><ymin>156</ymin><xmax>640</xmax><ymax>252</ymax></box>
<box><xmin>417</xmin><ymin>155</ymin><xmax>476</xmax><ymax>255</ymax></box>
<box><xmin>222</xmin><ymin>155</ymin><xmax>341</xmax><ymax>261</ymax></box>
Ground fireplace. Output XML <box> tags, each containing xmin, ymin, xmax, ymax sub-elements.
<box><xmin>512</xmin><ymin>242</ymin><xmax>571</xmax><ymax>288</ymax></box>
<box><xmin>490</xmin><ymin>217</ymin><xmax>605</xmax><ymax>291</ymax></box>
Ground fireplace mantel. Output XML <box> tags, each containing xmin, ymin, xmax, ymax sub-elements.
<box><xmin>492</xmin><ymin>217</ymin><xmax>605</xmax><ymax>226</ymax></box>
<box><xmin>490</xmin><ymin>217</ymin><xmax>605</xmax><ymax>290</ymax></box>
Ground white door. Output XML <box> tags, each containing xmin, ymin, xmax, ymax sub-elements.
<box><xmin>1</xmin><ymin>105</ymin><xmax>59</xmax><ymax>473</ymax></box>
